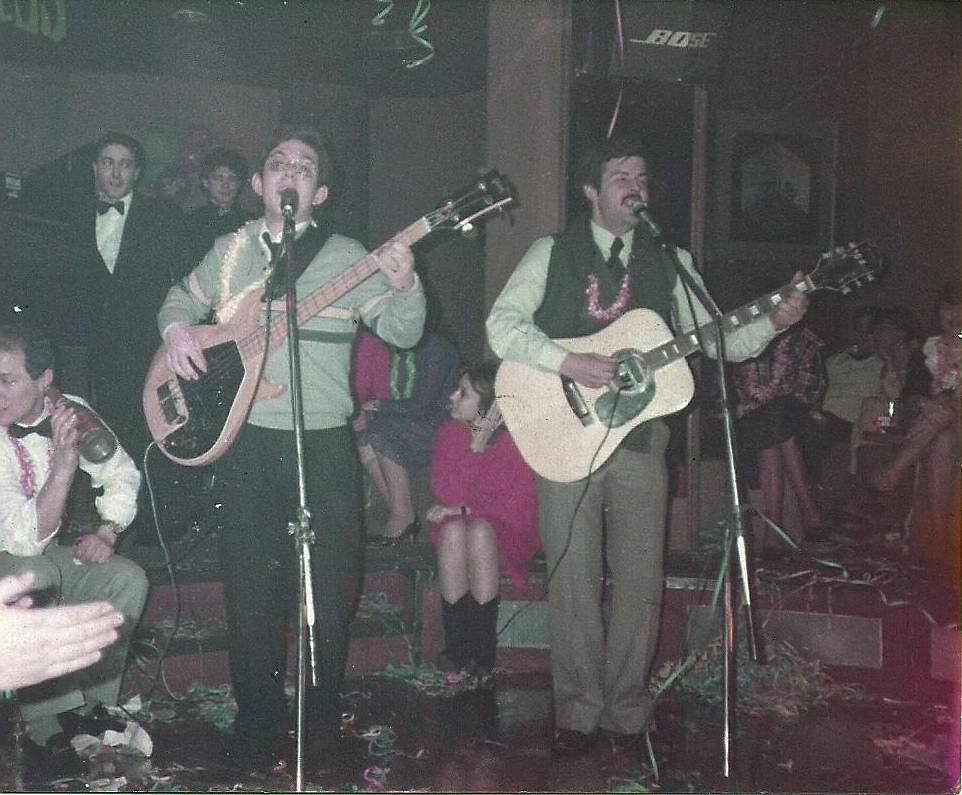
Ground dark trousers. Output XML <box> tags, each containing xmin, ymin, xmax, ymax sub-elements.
<box><xmin>212</xmin><ymin>424</ymin><xmax>363</xmax><ymax>745</ymax></box>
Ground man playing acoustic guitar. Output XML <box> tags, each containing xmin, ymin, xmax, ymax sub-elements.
<box><xmin>486</xmin><ymin>135</ymin><xmax>809</xmax><ymax>760</ymax></box>
<box><xmin>158</xmin><ymin>128</ymin><xmax>425</xmax><ymax>773</ymax></box>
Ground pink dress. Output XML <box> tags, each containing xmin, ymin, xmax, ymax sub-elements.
<box><xmin>428</xmin><ymin>421</ymin><xmax>540</xmax><ymax>589</ymax></box>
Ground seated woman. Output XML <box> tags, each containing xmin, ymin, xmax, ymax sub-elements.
<box><xmin>352</xmin><ymin>329</ymin><xmax>459</xmax><ymax>543</ymax></box>
<box><xmin>859</xmin><ymin>284</ymin><xmax>960</xmax><ymax>582</ymax></box>
<box><xmin>734</xmin><ymin>323</ymin><xmax>826</xmax><ymax>549</ymax></box>
<box><xmin>426</xmin><ymin>362</ymin><xmax>540</xmax><ymax>678</ymax></box>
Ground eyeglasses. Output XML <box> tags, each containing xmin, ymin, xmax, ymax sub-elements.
<box><xmin>97</xmin><ymin>156</ymin><xmax>137</xmax><ymax>171</ymax></box>
<box><xmin>266</xmin><ymin>159</ymin><xmax>317</xmax><ymax>180</ymax></box>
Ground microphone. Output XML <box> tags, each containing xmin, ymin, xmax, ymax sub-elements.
<box><xmin>280</xmin><ymin>188</ymin><xmax>298</xmax><ymax>218</ymax></box>
<box><xmin>626</xmin><ymin>198</ymin><xmax>663</xmax><ymax>240</ymax></box>
<box><xmin>47</xmin><ymin>388</ymin><xmax>118</xmax><ymax>463</ymax></box>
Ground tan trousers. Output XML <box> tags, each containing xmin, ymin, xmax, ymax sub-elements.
<box><xmin>536</xmin><ymin>421</ymin><xmax>669</xmax><ymax>735</ymax></box>
<box><xmin>0</xmin><ymin>544</ymin><xmax>148</xmax><ymax>725</ymax></box>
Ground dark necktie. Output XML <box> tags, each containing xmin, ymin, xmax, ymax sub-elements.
<box><xmin>261</xmin><ymin>232</ymin><xmax>282</xmax><ymax>261</ymax></box>
<box><xmin>8</xmin><ymin>418</ymin><xmax>52</xmax><ymax>439</ymax></box>
<box><xmin>606</xmin><ymin>237</ymin><xmax>624</xmax><ymax>272</ymax></box>
<box><xmin>96</xmin><ymin>199</ymin><xmax>125</xmax><ymax>216</ymax></box>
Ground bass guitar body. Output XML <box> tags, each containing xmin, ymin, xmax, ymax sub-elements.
<box><xmin>142</xmin><ymin>291</ymin><xmax>285</xmax><ymax>467</ymax></box>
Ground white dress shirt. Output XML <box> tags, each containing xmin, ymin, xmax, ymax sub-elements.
<box><xmin>95</xmin><ymin>192</ymin><xmax>133</xmax><ymax>274</ymax></box>
<box><xmin>0</xmin><ymin>396</ymin><xmax>141</xmax><ymax>556</ymax></box>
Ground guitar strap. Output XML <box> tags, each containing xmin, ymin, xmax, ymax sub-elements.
<box><xmin>264</xmin><ymin>221</ymin><xmax>332</xmax><ymax>300</ymax></box>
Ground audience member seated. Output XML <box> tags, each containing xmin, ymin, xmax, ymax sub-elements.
<box><xmin>0</xmin><ymin>319</ymin><xmax>147</xmax><ymax>771</ymax></box>
<box><xmin>426</xmin><ymin>362</ymin><xmax>539</xmax><ymax>678</ymax></box>
<box><xmin>734</xmin><ymin>323</ymin><xmax>826</xmax><ymax>550</ymax></box>
<box><xmin>185</xmin><ymin>147</ymin><xmax>253</xmax><ymax>264</ymax></box>
<box><xmin>858</xmin><ymin>285</ymin><xmax>960</xmax><ymax>583</ymax></box>
<box><xmin>352</xmin><ymin>328</ymin><xmax>459</xmax><ymax>543</ymax></box>
<box><xmin>851</xmin><ymin>306</ymin><xmax>922</xmax><ymax>523</ymax></box>
<box><xmin>804</xmin><ymin>305</ymin><xmax>883</xmax><ymax>501</ymax></box>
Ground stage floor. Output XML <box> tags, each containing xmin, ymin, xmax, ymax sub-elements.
<box><xmin>3</xmin><ymin>669</ymin><xmax>957</xmax><ymax>793</ymax></box>
<box><xmin>6</xmin><ymin>473</ymin><xmax>959</xmax><ymax>792</ymax></box>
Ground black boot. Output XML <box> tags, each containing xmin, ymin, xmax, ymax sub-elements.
<box><xmin>438</xmin><ymin>594</ymin><xmax>472</xmax><ymax>672</ymax></box>
<box><xmin>468</xmin><ymin>595</ymin><xmax>500</xmax><ymax>678</ymax></box>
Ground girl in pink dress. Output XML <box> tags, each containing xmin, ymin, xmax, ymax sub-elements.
<box><xmin>426</xmin><ymin>362</ymin><xmax>539</xmax><ymax>678</ymax></box>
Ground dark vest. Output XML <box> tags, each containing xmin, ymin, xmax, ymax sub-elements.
<box><xmin>534</xmin><ymin>217</ymin><xmax>676</xmax><ymax>338</ymax></box>
<box><xmin>534</xmin><ymin>217</ymin><xmax>678</xmax><ymax>451</ymax></box>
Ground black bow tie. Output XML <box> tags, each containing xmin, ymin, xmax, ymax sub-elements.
<box><xmin>8</xmin><ymin>418</ymin><xmax>52</xmax><ymax>439</ymax></box>
<box><xmin>97</xmin><ymin>199</ymin><xmax>125</xmax><ymax>216</ymax></box>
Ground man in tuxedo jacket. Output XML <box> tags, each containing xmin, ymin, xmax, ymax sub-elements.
<box><xmin>58</xmin><ymin>132</ymin><xmax>193</xmax><ymax>546</ymax></box>
<box><xmin>68</xmin><ymin>132</ymin><xmax>191</xmax><ymax>468</ymax></box>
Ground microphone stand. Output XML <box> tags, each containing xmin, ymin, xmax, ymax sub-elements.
<box><xmin>637</xmin><ymin>212</ymin><xmax>758</xmax><ymax>784</ymax></box>
<box><xmin>273</xmin><ymin>208</ymin><xmax>320</xmax><ymax>792</ymax></box>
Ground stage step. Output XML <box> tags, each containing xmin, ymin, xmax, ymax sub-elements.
<box><xmin>123</xmin><ymin>542</ymin><xmax>959</xmax><ymax>705</ymax></box>
<box><xmin>127</xmin><ymin>540</ymin><xmax>437</xmax><ymax>695</ymax></box>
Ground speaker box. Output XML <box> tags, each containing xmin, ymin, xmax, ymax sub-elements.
<box><xmin>577</xmin><ymin>0</ymin><xmax>732</xmax><ymax>84</ymax></box>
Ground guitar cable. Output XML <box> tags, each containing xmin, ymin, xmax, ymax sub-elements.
<box><xmin>495</xmin><ymin>387</ymin><xmax>624</xmax><ymax>640</ymax></box>
<box><xmin>495</xmin><ymin>263</ymin><xmax>715</xmax><ymax>641</ymax></box>
<box><xmin>131</xmin><ymin>301</ymin><xmax>279</xmax><ymax>700</ymax></box>
<box><xmin>130</xmin><ymin>441</ymin><xmax>184</xmax><ymax>701</ymax></box>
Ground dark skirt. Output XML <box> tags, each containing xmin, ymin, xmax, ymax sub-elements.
<box><xmin>736</xmin><ymin>396</ymin><xmax>808</xmax><ymax>487</ymax></box>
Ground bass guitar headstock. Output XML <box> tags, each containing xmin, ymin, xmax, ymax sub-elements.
<box><xmin>426</xmin><ymin>170</ymin><xmax>514</xmax><ymax>236</ymax></box>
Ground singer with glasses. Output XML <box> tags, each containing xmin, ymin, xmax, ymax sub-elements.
<box><xmin>486</xmin><ymin>135</ymin><xmax>809</xmax><ymax>760</ymax></box>
<box><xmin>158</xmin><ymin>128</ymin><xmax>426</xmax><ymax>774</ymax></box>
<box><xmin>0</xmin><ymin>318</ymin><xmax>147</xmax><ymax>783</ymax></box>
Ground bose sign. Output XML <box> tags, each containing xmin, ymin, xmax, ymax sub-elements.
<box><xmin>634</xmin><ymin>29</ymin><xmax>719</xmax><ymax>49</ymax></box>
<box><xmin>608</xmin><ymin>1</ymin><xmax>732</xmax><ymax>84</ymax></box>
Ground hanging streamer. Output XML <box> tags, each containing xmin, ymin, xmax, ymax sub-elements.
<box><xmin>371</xmin><ymin>0</ymin><xmax>435</xmax><ymax>70</ymax></box>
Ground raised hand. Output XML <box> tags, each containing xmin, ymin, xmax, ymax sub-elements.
<box><xmin>372</xmin><ymin>241</ymin><xmax>415</xmax><ymax>292</ymax></box>
<box><xmin>0</xmin><ymin>571</ymin><xmax>123</xmax><ymax>690</ymax></box>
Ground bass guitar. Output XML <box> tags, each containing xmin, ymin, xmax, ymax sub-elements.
<box><xmin>495</xmin><ymin>242</ymin><xmax>881</xmax><ymax>483</ymax></box>
<box><xmin>144</xmin><ymin>172</ymin><xmax>512</xmax><ymax>466</ymax></box>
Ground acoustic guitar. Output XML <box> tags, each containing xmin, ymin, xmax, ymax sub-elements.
<box><xmin>495</xmin><ymin>242</ymin><xmax>881</xmax><ymax>483</ymax></box>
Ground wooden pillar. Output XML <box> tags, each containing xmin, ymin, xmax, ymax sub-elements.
<box><xmin>484</xmin><ymin>0</ymin><xmax>572</xmax><ymax>312</ymax></box>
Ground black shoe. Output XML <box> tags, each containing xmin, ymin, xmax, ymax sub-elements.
<box><xmin>59</xmin><ymin>705</ymin><xmax>125</xmax><ymax>738</ymax></box>
<box><xmin>551</xmin><ymin>728</ymin><xmax>598</xmax><ymax>758</ymax></box>
<box><xmin>437</xmin><ymin>651</ymin><xmax>465</xmax><ymax>673</ymax></box>
<box><xmin>376</xmin><ymin>519</ymin><xmax>421</xmax><ymax>546</ymax></box>
<box><xmin>439</xmin><ymin>593</ymin><xmax>473</xmax><ymax>672</ymax></box>
<box><xmin>462</xmin><ymin>659</ymin><xmax>496</xmax><ymax>686</ymax></box>
<box><xmin>225</xmin><ymin>726</ymin><xmax>291</xmax><ymax>777</ymax></box>
<box><xmin>20</xmin><ymin>733</ymin><xmax>85</xmax><ymax>784</ymax></box>
<box><xmin>304</xmin><ymin>728</ymin><xmax>365</xmax><ymax>770</ymax></box>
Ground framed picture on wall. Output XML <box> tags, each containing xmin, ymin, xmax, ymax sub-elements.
<box><xmin>709</xmin><ymin>111</ymin><xmax>838</xmax><ymax>264</ymax></box>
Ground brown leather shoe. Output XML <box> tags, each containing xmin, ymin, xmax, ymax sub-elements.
<box><xmin>551</xmin><ymin>728</ymin><xmax>598</xmax><ymax>757</ymax></box>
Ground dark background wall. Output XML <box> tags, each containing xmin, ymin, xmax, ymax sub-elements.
<box><xmin>0</xmin><ymin>0</ymin><xmax>958</xmax><ymax>356</ymax></box>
